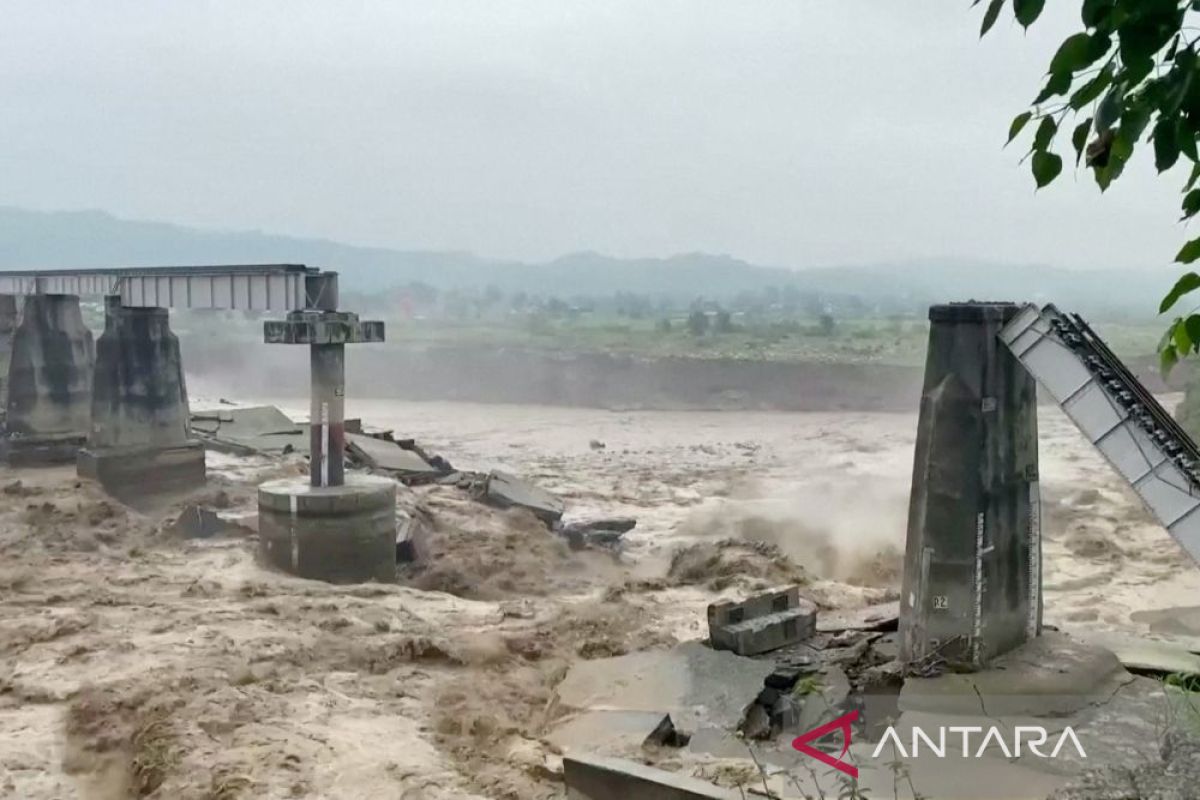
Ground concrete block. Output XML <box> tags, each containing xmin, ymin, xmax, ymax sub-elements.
<box><xmin>345</xmin><ymin>432</ymin><xmax>438</xmax><ymax>479</ymax></box>
<box><xmin>708</xmin><ymin>585</ymin><xmax>816</xmax><ymax>656</ymax></box>
<box><xmin>483</xmin><ymin>470</ymin><xmax>564</xmax><ymax>524</ymax></box>
<box><xmin>563</xmin><ymin>754</ymin><xmax>741</xmax><ymax>800</ymax></box>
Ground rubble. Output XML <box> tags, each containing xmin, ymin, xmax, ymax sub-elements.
<box><xmin>481</xmin><ymin>469</ymin><xmax>565</xmax><ymax>525</ymax></box>
<box><xmin>345</xmin><ymin>432</ymin><xmax>441</xmax><ymax>482</ymax></box>
<box><xmin>816</xmin><ymin>600</ymin><xmax>899</xmax><ymax>633</ymax></box>
<box><xmin>190</xmin><ymin>405</ymin><xmax>306</xmax><ymax>456</ymax></box>
<box><xmin>558</xmin><ymin>516</ymin><xmax>636</xmax><ymax>550</ymax></box>
<box><xmin>394</xmin><ymin>508</ymin><xmax>428</xmax><ymax>564</ymax></box>
<box><xmin>707</xmin><ymin>585</ymin><xmax>816</xmax><ymax>656</ymax></box>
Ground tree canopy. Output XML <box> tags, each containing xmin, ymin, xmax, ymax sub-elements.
<box><xmin>980</xmin><ymin>0</ymin><xmax>1200</xmax><ymax>368</ymax></box>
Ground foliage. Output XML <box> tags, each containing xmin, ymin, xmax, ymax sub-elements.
<box><xmin>980</xmin><ymin>0</ymin><xmax>1200</xmax><ymax>369</ymax></box>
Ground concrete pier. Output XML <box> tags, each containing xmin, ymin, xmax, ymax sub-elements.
<box><xmin>258</xmin><ymin>285</ymin><xmax>392</xmax><ymax>583</ymax></box>
<box><xmin>899</xmin><ymin>303</ymin><xmax>1041</xmax><ymax>670</ymax></box>
<box><xmin>3</xmin><ymin>294</ymin><xmax>94</xmax><ymax>464</ymax></box>
<box><xmin>258</xmin><ymin>474</ymin><xmax>397</xmax><ymax>582</ymax></box>
<box><xmin>77</xmin><ymin>298</ymin><xmax>204</xmax><ymax>499</ymax></box>
<box><xmin>0</xmin><ymin>295</ymin><xmax>18</xmax><ymax>420</ymax></box>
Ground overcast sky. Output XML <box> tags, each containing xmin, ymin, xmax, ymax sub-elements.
<box><xmin>0</xmin><ymin>1</ymin><xmax>1190</xmax><ymax>270</ymax></box>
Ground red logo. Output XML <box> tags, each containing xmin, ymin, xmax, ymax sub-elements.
<box><xmin>791</xmin><ymin>710</ymin><xmax>859</xmax><ymax>779</ymax></box>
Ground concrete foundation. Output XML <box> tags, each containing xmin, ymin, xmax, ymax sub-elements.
<box><xmin>0</xmin><ymin>295</ymin><xmax>18</xmax><ymax>420</ymax></box>
<box><xmin>3</xmin><ymin>294</ymin><xmax>94</xmax><ymax>465</ymax></box>
<box><xmin>78</xmin><ymin>299</ymin><xmax>204</xmax><ymax>496</ymax></box>
<box><xmin>899</xmin><ymin>303</ymin><xmax>1041</xmax><ymax>669</ymax></box>
<box><xmin>258</xmin><ymin>473</ymin><xmax>397</xmax><ymax>583</ymax></box>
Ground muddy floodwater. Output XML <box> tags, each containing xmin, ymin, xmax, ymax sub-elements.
<box><xmin>1</xmin><ymin>395</ymin><xmax>1198</xmax><ymax>799</ymax></box>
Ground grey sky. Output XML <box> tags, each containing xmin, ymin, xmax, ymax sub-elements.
<box><xmin>0</xmin><ymin>1</ymin><xmax>1188</xmax><ymax>270</ymax></box>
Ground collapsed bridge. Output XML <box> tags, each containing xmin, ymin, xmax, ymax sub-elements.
<box><xmin>900</xmin><ymin>302</ymin><xmax>1200</xmax><ymax>671</ymax></box>
<box><xmin>0</xmin><ymin>264</ymin><xmax>393</xmax><ymax>576</ymax></box>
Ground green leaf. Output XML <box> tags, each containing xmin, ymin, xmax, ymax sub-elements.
<box><xmin>1182</xmin><ymin>189</ymin><xmax>1200</xmax><ymax>219</ymax></box>
<box><xmin>1187</xmin><ymin>163</ymin><xmax>1200</xmax><ymax>192</ymax></box>
<box><xmin>1050</xmin><ymin>33</ymin><xmax>1094</xmax><ymax>75</ymax></box>
<box><xmin>1181</xmin><ymin>123</ymin><xmax>1199</xmax><ymax>163</ymax></box>
<box><xmin>1176</xmin><ymin>316</ymin><xmax>1193</xmax><ymax>353</ymax></box>
<box><xmin>1013</xmin><ymin>0</ymin><xmax>1045</xmax><ymax>28</ymax></box>
<box><xmin>1032</xmin><ymin>150</ymin><xmax>1063</xmax><ymax>188</ymax></box>
<box><xmin>1032</xmin><ymin>116</ymin><xmax>1057</xmax><ymax>151</ymax></box>
<box><xmin>1162</xmin><ymin>273</ymin><xmax>1200</xmax><ymax>312</ymax></box>
<box><xmin>1081</xmin><ymin>0</ymin><xmax>1112</xmax><ymax>28</ymax></box>
<box><xmin>1186</xmin><ymin>315</ymin><xmax>1200</xmax><ymax>351</ymax></box>
<box><xmin>1008</xmin><ymin>112</ymin><xmax>1033</xmax><ymax>145</ymax></box>
<box><xmin>1162</xmin><ymin>342</ymin><xmax>1180</xmax><ymax>376</ymax></box>
<box><xmin>1072</xmin><ymin>119</ymin><xmax>1092</xmax><ymax>165</ymax></box>
<box><xmin>1095</xmin><ymin>152</ymin><xmax>1126</xmax><ymax>191</ymax></box>
<box><xmin>1176</xmin><ymin>239</ymin><xmax>1200</xmax><ymax>266</ymax></box>
<box><xmin>1034</xmin><ymin>71</ymin><xmax>1072</xmax><ymax>104</ymax></box>
<box><xmin>1070</xmin><ymin>69</ymin><xmax>1112</xmax><ymax>110</ymax></box>
<box><xmin>1155</xmin><ymin>119</ymin><xmax>1181</xmax><ymax>172</ymax></box>
<box><xmin>981</xmin><ymin>0</ymin><xmax>1005</xmax><ymax>36</ymax></box>
<box><xmin>1096</xmin><ymin>87</ymin><xmax>1122</xmax><ymax>133</ymax></box>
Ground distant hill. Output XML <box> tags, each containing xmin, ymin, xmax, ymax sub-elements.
<box><xmin>0</xmin><ymin>206</ymin><xmax>1165</xmax><ymax>316</ymax></box>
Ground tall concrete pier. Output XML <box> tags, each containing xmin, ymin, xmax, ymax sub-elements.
<box><xmin>77</xmin><ymin>297</ymin><xmax>205</xmax><ymax>499</ymax></box>
<box><xmin>257</xmin><ymin>274</ymin><xmax>393</xmax><ymax>583</ymax></box>
<box><xmin>3</xmin><ymin>294</ymin><xmax>94</xmax><ymax>464</ymax></box>
<box><xmin>899</xmin><ymin>303</ymin><xmax>1041</xmax><ymax>670</ymax></box>
<box><xmin>0</xmin><ymin>295</ymin><xmax>18</xmax><ymax>419</ymax></box>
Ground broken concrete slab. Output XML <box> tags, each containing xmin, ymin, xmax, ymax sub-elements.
<box><xmin>794</xmin><ymin>664</ymin><xmax>851</xmax><ymax>735</ymax></box>
<box><xmin>547</xmin><ymin>710</ymin><xmax>676</xmax><ymax>755</ymax></box>
<box><xmin>395</xmin><ymin>509</ymin><xmax>428</xmax><ymax>565</ymax></box>
<box><xmin>1131</xmin><ymin>605</ymin><xmax>1200</xmax><ymax>639</ymax></box>
<box><xmin>483</xmin><ymin>470</ymin><xmax>564</xmax><ymax>525</ymax></box>
<box><xmin>345</xmin><ymin>433</ymin><xmax>439</xmax><ymax>480</ymax></box>
<box><xmin>1081</xmin><ymin>631</ymin><xmax>1200</xmax><ymax>676</ymax></box>
<box><xmin>555</xmin><ymin>642</ymin><xmax>774</xmax><ymax>737</ymax></box>
<box><xmin>708</xmin><ymin>586</ymin><xmax>816</xmax><ymax>656</ymax></box>
<box><xmin>817</xmin><ymin>600</ymin><xmax>899</xmax><ymax>633</ymax></box>
<box><xmin>191</xmin><ymin>405</ymin><xmax>307</xmax><ymax>456</ymax></box>
<box><xmin>563</xmin><ymin>754</ymin><xmax>741</xmax><ymax>800</ymax></box>
<box><xmin>559</xmin><ymin>517</ymin><xmax>636</xmax><ymax>550</ymax></box>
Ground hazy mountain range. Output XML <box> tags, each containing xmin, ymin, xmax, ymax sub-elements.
<box><xmin>0</xmin><ymin>206</ymin><xmax>1169</xmax><ymax>316</ymax></box>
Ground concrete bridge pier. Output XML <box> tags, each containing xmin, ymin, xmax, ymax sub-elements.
<box><xmin>899</xmin><ymin>302</ymin><xmax>1041</xmax><ymax>671</ymax></box>
<box><xmin>0</xmin><ymin>295</ymin><xmax>19</xmax><ymax>421</ymax></box>
<box><xmin>3</xmin><ymin>294</ymin><xmax>94</xmax><ymax>465</ymax></box>
<box><xmin>77</xmin><ymin>297</ymin><xmax>205</xmax><ymax>500</ymax></box>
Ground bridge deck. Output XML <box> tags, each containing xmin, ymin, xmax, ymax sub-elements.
<box><xmin>0</xmin><ymin>264</ymin><xmax>319</xmax><ymax>311</ymax></box>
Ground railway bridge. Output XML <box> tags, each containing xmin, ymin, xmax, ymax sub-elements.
<box><xmin>0</xmin><ymin>264</ymin><xmax>392</xmax><ymax>579</ymax></box>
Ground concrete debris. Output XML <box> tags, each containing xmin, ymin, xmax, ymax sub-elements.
<box><xmin>563</xmin><ymin>754</ymin><xmax>741</xmax><ymax>800</ymax></box>
<box><xmin>1131</xmin><ymin>605</ymin><xmax>1200</xmax><ymax>639</ymax></box>
<box><xmin>395</xmin><ymin>509</ymin><xmax>428</xmax><ymax>565</ymax></box>
<box><xmin>708</xmin><ymin>585</ymin><xmax>816</xmax><ymax>656</ymax></box>
<box><xmin>642</xmin><ymin>714</ymin><xmax>689</xmax><ymax>749</ymax></box>
<box><xmin>547</xmin><ymin>710</ymin><xmax>678</xmax><ymax>755</ymax></box>
<box><xmin>554</xmin><ymin>642</ymin><xmax>774</xmax><ymax>738</ymax></box>
<box><xmin>816</xmin><ymin>600</ymin><xmax>899</xmax><ymax>633</ymax></box>
<box><xmin>738</xmin><ymin>684</ymin><xmax>800</xmax><ymax>740</ymax></box>
<box><xmin>482</xmin><ymin>470</ymin><xmax>565</xmax><ymax>525</ymax></box>
<box><xmin>191</xmin><ymin>405</ymin><xmax>306</xmax><ymax>456</ymax></box>
<box><xmin>1082</xmin><ymin>631</ymin><xmax>1200</xmax><ymax>676</ymax></box>
<box><xmin>345</xmin><ymin>432</ymin><xmax>441</xmax><ymax>482</ymax></box>
<box><xmin>168</xmin><ymin>504</ymin><xmax>250</xmax><ymax>540</ymax></box>
<box><xmin>794</xmin><ymin>664</ymin><xmax>851</xmax><ymax>734</ymax></box>
<box><xmin>558</xmin><ymin>516</ymin><xmax>636</xmax><ymax>550</ymax></box>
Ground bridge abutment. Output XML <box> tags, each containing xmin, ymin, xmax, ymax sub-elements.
<box><xmin>3</xmin><ymin>294</ymin><xmax>94</xmax><ymax>465</ymax></box>
<box><xmin>77</xmin><ymin>298</ymin><xmax>205</xmax><ymax>499</ymax></box>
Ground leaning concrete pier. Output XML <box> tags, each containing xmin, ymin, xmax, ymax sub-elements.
<box><xmin>3</xmin><ymin>294</ymin><xmax>94</xmax><ymax>464</ymax></box>
<box><xmin>77</xmin><ymin>297</ymin><xmax>204</xmax><ymax>499</ymax></box>
<box><xmin>899</xmin><ymin>302</ymin><xmax>1041</xmax><ymax>670</ymax></box>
